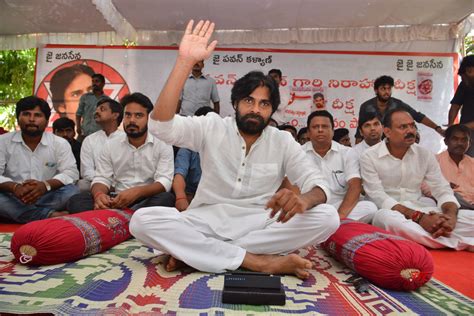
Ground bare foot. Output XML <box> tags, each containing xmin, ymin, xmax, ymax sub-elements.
<box><xmin>49</xmin><ymin>211</ymin><xmax>69</xmax><ymax>218</ymax></box>
<box><xmin>242</xmin><ymin>253</ymin><xmax>313</xmax><ymax>279</ymax></box>
<box><xmin>165</xmin><ymin>256</ymin><xmax>188</xmax><ymax>272</ymax></box>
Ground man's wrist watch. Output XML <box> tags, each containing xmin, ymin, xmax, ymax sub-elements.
<box><xmin>43</xmin><ymin>181</ymin><xmax>51</xmax><ymax>192</ymax></box>
<box><xmin>435</xmin><ymin>125</ymin><xmax>442</xmax><ymax>131</ymax></box>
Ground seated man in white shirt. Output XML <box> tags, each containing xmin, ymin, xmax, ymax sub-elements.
<box><xmin>77</xmin><ymin>98</ymin><xmax>125</xmax><ymax>192</ymax></box>
<box><xmin>353</xmin><ymin>112</ymin><xmax>383</xmax><ymax>158</ymax></box>
<box><xmin>360</xmin><ymin>108</ymin><xmax>473</xmax><ymax>250</ymax></box>
<box><xmin>130</xmin><ymin>20</ymin><xmax>339</xmax><ymax>279</ymax></box>
<box><xmin>303</xmin><ymin>110</ymin><xmax>377</xmax><ymax>222</ymax></box>
<box><xmin>0</xmin><ymin>96</ymin><xmax>79</xmax><ymax>223</ymax></box>
<box><xmin>67</xmin><ymin>93</ymin><xmax>175</xmax><ymax>212</ymax></box>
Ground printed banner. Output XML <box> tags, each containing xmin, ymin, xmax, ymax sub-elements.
<box><xmin>34</xmin><ymin>45</ymin><xmax>457</xmax><ymax>153</ymax></box>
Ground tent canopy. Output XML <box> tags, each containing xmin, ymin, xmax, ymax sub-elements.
<box><xmin>0</xmin><ymin>0</ymin><xmax>473</xmax><ymax>50</ymax></box>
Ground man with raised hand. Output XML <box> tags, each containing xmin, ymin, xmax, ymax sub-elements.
<box><xmin>130</xmin><ymin>20</ymin><xmax>338</xmax><ymax>279</ymax></box>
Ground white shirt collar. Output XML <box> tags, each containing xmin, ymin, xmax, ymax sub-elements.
<box><xmin>377</xmin><ymin>140</ymin><xmax>416</xmax><ymax>158</ymax></box>
<box><xmin>303</xmin><ymin>140</ymin><xmax>340</xmax><ymax>156</ymax></box>
<box><xmin>12</xmin><ymin>131</ymin><xmax>50</xmax><ymax>146</ymax></box>
<box><xmin>120</xmin><ymin>132</ymin><xmax>155</xmax><ymax>146</ymax></box>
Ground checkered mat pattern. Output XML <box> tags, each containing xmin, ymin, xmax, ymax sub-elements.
<box><xmin>0</xmin><ymin>233</ymin><xmax>472</xmax><ymax>315</ymax></box>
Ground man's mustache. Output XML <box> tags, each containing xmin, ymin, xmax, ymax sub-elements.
<box><xmin>125</xmin><ymin>124</ymin><xmax>139</xmax><ymax>129</ymax></box>
<box><xmin>405</xmin><ymin>133</ymin><xmax>415</xmax><ymax>139</ymax></box>
<box><xmin>242</xmin><ymin>113</ymin><xmax>264</xmax><ymax>123</ymax></box>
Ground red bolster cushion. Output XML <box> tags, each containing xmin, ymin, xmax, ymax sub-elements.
<box><xmin>10</xmin><ymin>209</ymin><xmax>133</xmax><ymax>265</ymax></box>
<box><xmin>322</xmin><ymin>219</ymin><xmax>434</xmax><ymax>291</ymax></box>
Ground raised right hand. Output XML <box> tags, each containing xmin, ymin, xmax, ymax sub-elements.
<box><xmin>178</xmin><ymin>20</ymin><xmax>218</xmax><ymax>63</ymax></box>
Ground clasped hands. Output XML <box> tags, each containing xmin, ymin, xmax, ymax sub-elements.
<box><xmin>13</xmin><ymin>179</ymin><xmax>48</xmax><ymax>204</ymax></box>
<box><xmin>418</xmin><ymin>211</ymin><xmax>457</xmax><ymax>238</ymax></box>
<box><xmin>94</xmin><ymin>188</ymin><xmax>140</xmax><ymax>210</ymax></box>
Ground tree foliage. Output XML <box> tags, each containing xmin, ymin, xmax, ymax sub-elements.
<box><xmin>465</xmin><ymin>35</ymin><xmax>473</xmax><ymax>55</ymax></box>
<box><xmin>0</xmin><ymin>49</ymin><xmax>36</xmax><ymax>130</ymax></box>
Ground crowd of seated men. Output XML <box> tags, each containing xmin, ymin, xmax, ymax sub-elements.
<box><xmin>0</xmin><ymin>54</ymin><xmax>472</xmax><ymax>259</ymax></box>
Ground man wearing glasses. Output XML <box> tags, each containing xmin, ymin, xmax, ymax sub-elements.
<box><xmin>302</xmin><ymin>110</ymin><xmax>377</xmax><ymax>222</ymax></box>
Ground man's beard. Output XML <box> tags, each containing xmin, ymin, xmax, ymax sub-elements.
<box><xmin>376</xmin><ymin>93</ymin><xmax>390</xmax><ymax>103</ymax></box>
<box><xmin>235</xmin><ymin>111</ymin><xmax>269</xmax><ymax>135</ymax></box>
<box><xmin>125</xmin><ymin>124</ymin><xmax>147</xmax><ymax>138</ymax></box>
<box><xmin>21</xmin><ymin>125</ymin><xmax>44</xmax><ymax>137</ymax></box>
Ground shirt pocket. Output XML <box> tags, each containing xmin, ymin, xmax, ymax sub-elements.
<box><xmin>44</xmin><ymin>161</ymin><xmax>57</xmax><ymax>168</ymax></box>
<box><xmin>330</xmin><ymin>169</ymin><xmax>348</xmax><ymax>196</ymax></box>
<box><xmin>249</xmin><ymin>163</ymin><xmax>279</xmax><ymax>193</ymax></box>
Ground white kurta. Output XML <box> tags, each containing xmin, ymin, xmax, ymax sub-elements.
<box><xmin>148</xmin><ymin>113</ymin><xmax>332</xmax><ymax>239</ymax></box>
<box><xmin>130</xmin><ymin>113</ymin><xmax>339</xmax><ymax>272</ymax></box>
<box><xmin>360</xmin><ymin>141</ymin><xmax>473</xmax><ymax>250</ymax></box>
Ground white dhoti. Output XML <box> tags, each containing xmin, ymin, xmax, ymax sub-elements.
<box><xmin>333</xmin><ymin>200</ymin><xmax>378</xmax><ymax>223</ymax></box>
<box><xmin>372</xmin><ymin>201</ymin><xmax>474</xmax><ymax>250</ymax></box>
<box><xmin>130</xmin><ymin>203</ymin><xmax>339</xmax><ymax>273</ymax></box>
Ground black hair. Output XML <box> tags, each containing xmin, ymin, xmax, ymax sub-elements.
<box><xmin>383</xmin><ymin>108</ymin><xmax>411</xmax><ymax>128</ymax></box>
<box><xmin>50</xmin><ymin>64</ymin><xmax>94</xmax><ymax>111</ymax></box>
<box><xmin>374</xmin><ymin>75</ymin><xmax>394</xmax><ymax>90</ymax></box>
<box><xmin>97</xmin><ymin>98</ymin><xmax>124</xmax><ymax>125</ymax></box>
<box><xmin>307</xmin><ymin>110</ymin><xmax>334</xmax><ymax>129</ymax></box>
<box><xmin>194</xmin><ymin>106</ymin><xmax>214</xmax><ymax>116</ymax></box>
<box><xmin>120</xmin><ymin>92</ymin><xmax>154</xmax><ymax>114</ymax></box>
<box><xmin>16</xmin><ymin>96</ymin><xmax>51</xmax><ymax>121</ymax></box>
<box><xmin>297</xmin><ymin>127</ymin><xmax>308</xmax><ymax>139</ymax></box>
<box><xmin>52</xmin><ymin>117</ymin><xmax>75</xmax><ymax>131</ymax></box>
<box><xmin>278</xmin><ymin>124</ymin><xmax>297</xmax><ymax>134</ymax></box>
<box><xmin>92</xmin><ymin>73</ymin><xmax>105</xmax><ymax>83</ymax></box>
<box><xmin>268</xmin><ymin>69</ymin><xmax>282</xmax><ymax>78</ymax></box>
<box><xmin>333</xmin><ymin>128</ymin><xmax>349</xmax><ymax>142</ymax></box>
<box><xmin>313</xmin><ymin>92</ymin><xmax>324</xmax><ymax>99</ymax></box>
<box><xmin>459</xmin><ymin>55</ymin><xmax>474</xmax><ymax>76</ymax></box>
<box><xmin>231</xmin><ymin>71</ymin><xmax>280</xmax><ymax>113</ymax></box>
<box><xmin>445</xmin><ymin>124</ymin><xmax>471</xmax><ymax>141</ymax></box>
<box><xmin>358</xmin><ymin>112</ymin><xmax>381</xmax><ymax>130</ymax></box>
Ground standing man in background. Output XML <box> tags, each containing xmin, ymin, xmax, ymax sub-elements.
<box><xmin>448</xmin><ymin>55</ymin><xmax>474</xmax><ymax>157</ymax></box>
<box><xmin>76</xmin><ymin>73</ymin><xmax>107</xmax><ymax>141</ymax></box>
<box><xmin>177</xmin><ymin>60</ymin><xmax>220</xmax><ymax>115</ymax></box>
